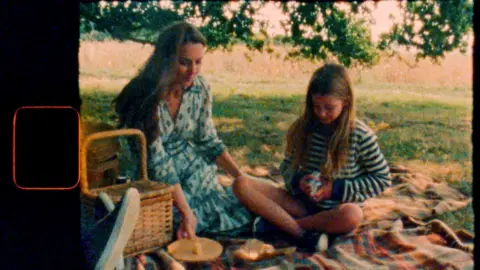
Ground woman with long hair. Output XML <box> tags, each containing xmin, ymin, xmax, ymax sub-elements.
<box><xmin>113</xmin><ymin>21</ymin><xmax>254</xmax><ymax>242</ymax></box>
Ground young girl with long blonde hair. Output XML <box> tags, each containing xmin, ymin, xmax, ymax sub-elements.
<box><xmin>234</xmin><ymin>63</ymin><xmax>392</xmax><ymax>252</ymax></box>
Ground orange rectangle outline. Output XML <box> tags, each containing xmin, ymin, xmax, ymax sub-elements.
<box><xmin>13</xmin><ymin>106</ymin><xmax>80</xmax><ymax>190</ymax></box>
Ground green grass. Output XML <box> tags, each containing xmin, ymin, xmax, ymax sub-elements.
<box><xmin>356</xmin><ymin>99</ymin><xmax>472</xmax><ymax>164</ymax></box>
<box><xmin>80</xmin><ymin>70</ymin><xmax>135</xmax><ymax>80</ymax></box>
<box><xmin>211</xmin><ymin>94</ymin><xmax>472</xmax><ymax>167</ymax></box>
<box><xmin>80</xmin><ymin>91</ymin><xmax>117</xmax><ymax>126</ymax></box>
<box><xmin>80</xmin><ymin>85</ymin><xmax>473</xmax><ymax>233</ymax></box>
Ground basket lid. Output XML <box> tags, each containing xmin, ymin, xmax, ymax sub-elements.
<box><xmin>87</xmin><ymin>180</ymin><xmax>172</xmax><ymax>202</ymax></box>
<box><xmin>81</xmin><ymin>121</ymin><xmax>120</xmax><ymax>163</ymax></box>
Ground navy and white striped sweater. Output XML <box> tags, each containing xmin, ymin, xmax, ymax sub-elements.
<box><xmin>280</xmin><ymin>119</ymin><xmax>392</xmax><ymax>210</ymax></box>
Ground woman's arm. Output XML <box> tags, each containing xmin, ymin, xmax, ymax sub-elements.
<box><xmin>193</xmin><ymin>77</ymin><xmax>227</xmax><ymax>162</ymax></box>
<box><xmin>129</xmin><ymin>136</ymin><xmax>197</xmax><ymax>237</ymax></box>
<box><xmin>171</xmin><ymin>183</ymin><xmax>194</xmax><ymax>216</ymax></box>
<box><xmin>171</xmin><ymin>183</ymin><xmax>197</xmax><ymax>239</ymax></box>
<box><xmin>215</xmin><ymin>150</ymin><xmax>243</xmax><ymax>178</ymax></box>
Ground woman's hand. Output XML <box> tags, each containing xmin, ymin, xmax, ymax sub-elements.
<box><xmin>299</xmin><ymin>174</ymin><xmax>332</xmax><ymax>202</ymax></box>
<box><xmin>135</xmin><ymin>254</ymin><xmax>147</xmax><ymax>270</ymax></box>
<box><xmin>171</xmin><ymin>184</ymin><xmax>197</xmax><ymax>240</ymax></box>
<box><xmin>176</xmin><ymin>210</ymin><xmax>197</xmax><ymax>240</ymax></box>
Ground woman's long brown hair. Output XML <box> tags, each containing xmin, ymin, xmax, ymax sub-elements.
<box><xmin>285</xmin><ymin>64</ymin><xmax>356</xmax><ymax>179</ymax></box>
<box><xmin>113</xmin><ymin>21</ymin><xmax>206</xmax><ymax>144</ymax></box>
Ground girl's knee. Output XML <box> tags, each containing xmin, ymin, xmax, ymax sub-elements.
<box><xmin>338</xmin><ymin>203</ymin><xmax>363</xmax><ymax>232</ymax></box>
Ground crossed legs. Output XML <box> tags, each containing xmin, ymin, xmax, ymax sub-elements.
<box><xmin>232</xmin><ymin>176</ymin><xmax>363</xmax><ymax>238</ymax></box>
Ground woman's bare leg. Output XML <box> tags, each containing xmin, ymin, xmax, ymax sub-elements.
<box><xmin>233</xmin><ymin>177</ymin><xmax>308</xmax><ymax>238</ymax></box>
<box><xmin>296</xmin><ymin>203</ymin><xmax>363</xmax><ymax>234</ymax></box>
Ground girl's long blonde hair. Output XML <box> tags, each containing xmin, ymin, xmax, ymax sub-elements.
<box><xmin>286</xmin><ymin>64</ymin><xmax>356</xmax><ymax>179</ymax></box>
<box><xmin>113</xmin><ymin>21</ymin><xmax>206</xmax><ymax>144</ymax></box>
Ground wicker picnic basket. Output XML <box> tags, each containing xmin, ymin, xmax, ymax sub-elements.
<box><xmin>81</xmin><ymin>121</ymin><xmax>120</xmax><ymax>188</ymax></box>
<box><xmin>80</xmin><ymin>129</ymin><xmax>174</xmax><ymax>257</ymax></box>
<box><xmin>80</xmin><ymin>121</ymin><xmax>120</xmax><ymax>165</ymax></box>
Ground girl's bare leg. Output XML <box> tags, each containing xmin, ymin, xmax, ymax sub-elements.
<box><xmin>233</xmin><ymin>177</ymin><xmax>363</xmax><ymax>238</ymax></box>
<box><xmin>244</xmin><ymin>178</ymin><xmax>309</xmax><ymax>218</ymax></box>
<box><xmin>296</xmin><ymin>203</ymin><xmax>363</xmax><ymax>234</ymax></box>
<box><xmin>233</xmin><ymin>177</ymin><xmax>308</xmax><ymax>238</ymax></box>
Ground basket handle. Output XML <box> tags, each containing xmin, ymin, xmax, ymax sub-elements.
<box><xmin>80</xmin><ymin>128</ymin><xmax>148</xmax><ymax>196</ymax></box>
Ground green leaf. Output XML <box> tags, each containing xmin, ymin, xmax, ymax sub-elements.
<box><xmin>81</xmin><ymin>1</ymin><xmax>473</xmax><ymax>67</ymax></box>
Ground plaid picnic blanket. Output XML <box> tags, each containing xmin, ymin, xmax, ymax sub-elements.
<box><xmin>171</xmin><ymin>218</ymin><xmax>473</xmax><ymax>270</ymax></box>
<box><xmin>143</xmin><ymin>166</ymin><xmax>473</xmax><ymax>270</ymax></box>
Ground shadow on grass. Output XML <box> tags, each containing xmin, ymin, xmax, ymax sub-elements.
<box><xmin>80</xmin><ymin>90</ymin><xmax>473</xmax><ymax>232</ymax></box>
<box><xmin>79</xmin><ymin>92</ymin><xmax>303</xmax><ymax>165</ymax></box>
<box><xmin>211</xmin><ymin>95</ymin><xmax>302</xmax><ymax>165</ymax></box>
<box><xmin>80</xmin><ymin>91</ymin><xmax>471</xmax><ymax>166</ymax></box>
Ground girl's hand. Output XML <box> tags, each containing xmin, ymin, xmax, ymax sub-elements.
<box><xmin>310</xmin><ymin>177</ymin><xmax>332</xmax><ymax>202</ymax></box>
<box><xmin>176</xmin><ymin>210</ymin><xmax>197</xmax><ymax>240</ymax></box>
<box><xmin>299</xmin><ymin>175</ymin><xmax>332</xmax><ymax>202</ymax></box>
<box><xmin>299</xmin><ymin>175</ymin><xmax>314</xmax><ymax>195</ymax></box>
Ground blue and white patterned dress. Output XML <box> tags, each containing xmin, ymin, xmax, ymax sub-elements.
<box><xmin>123</xmin><ymin>75</ymin><xmax>253</xmax><ymax>235</ymax></box>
